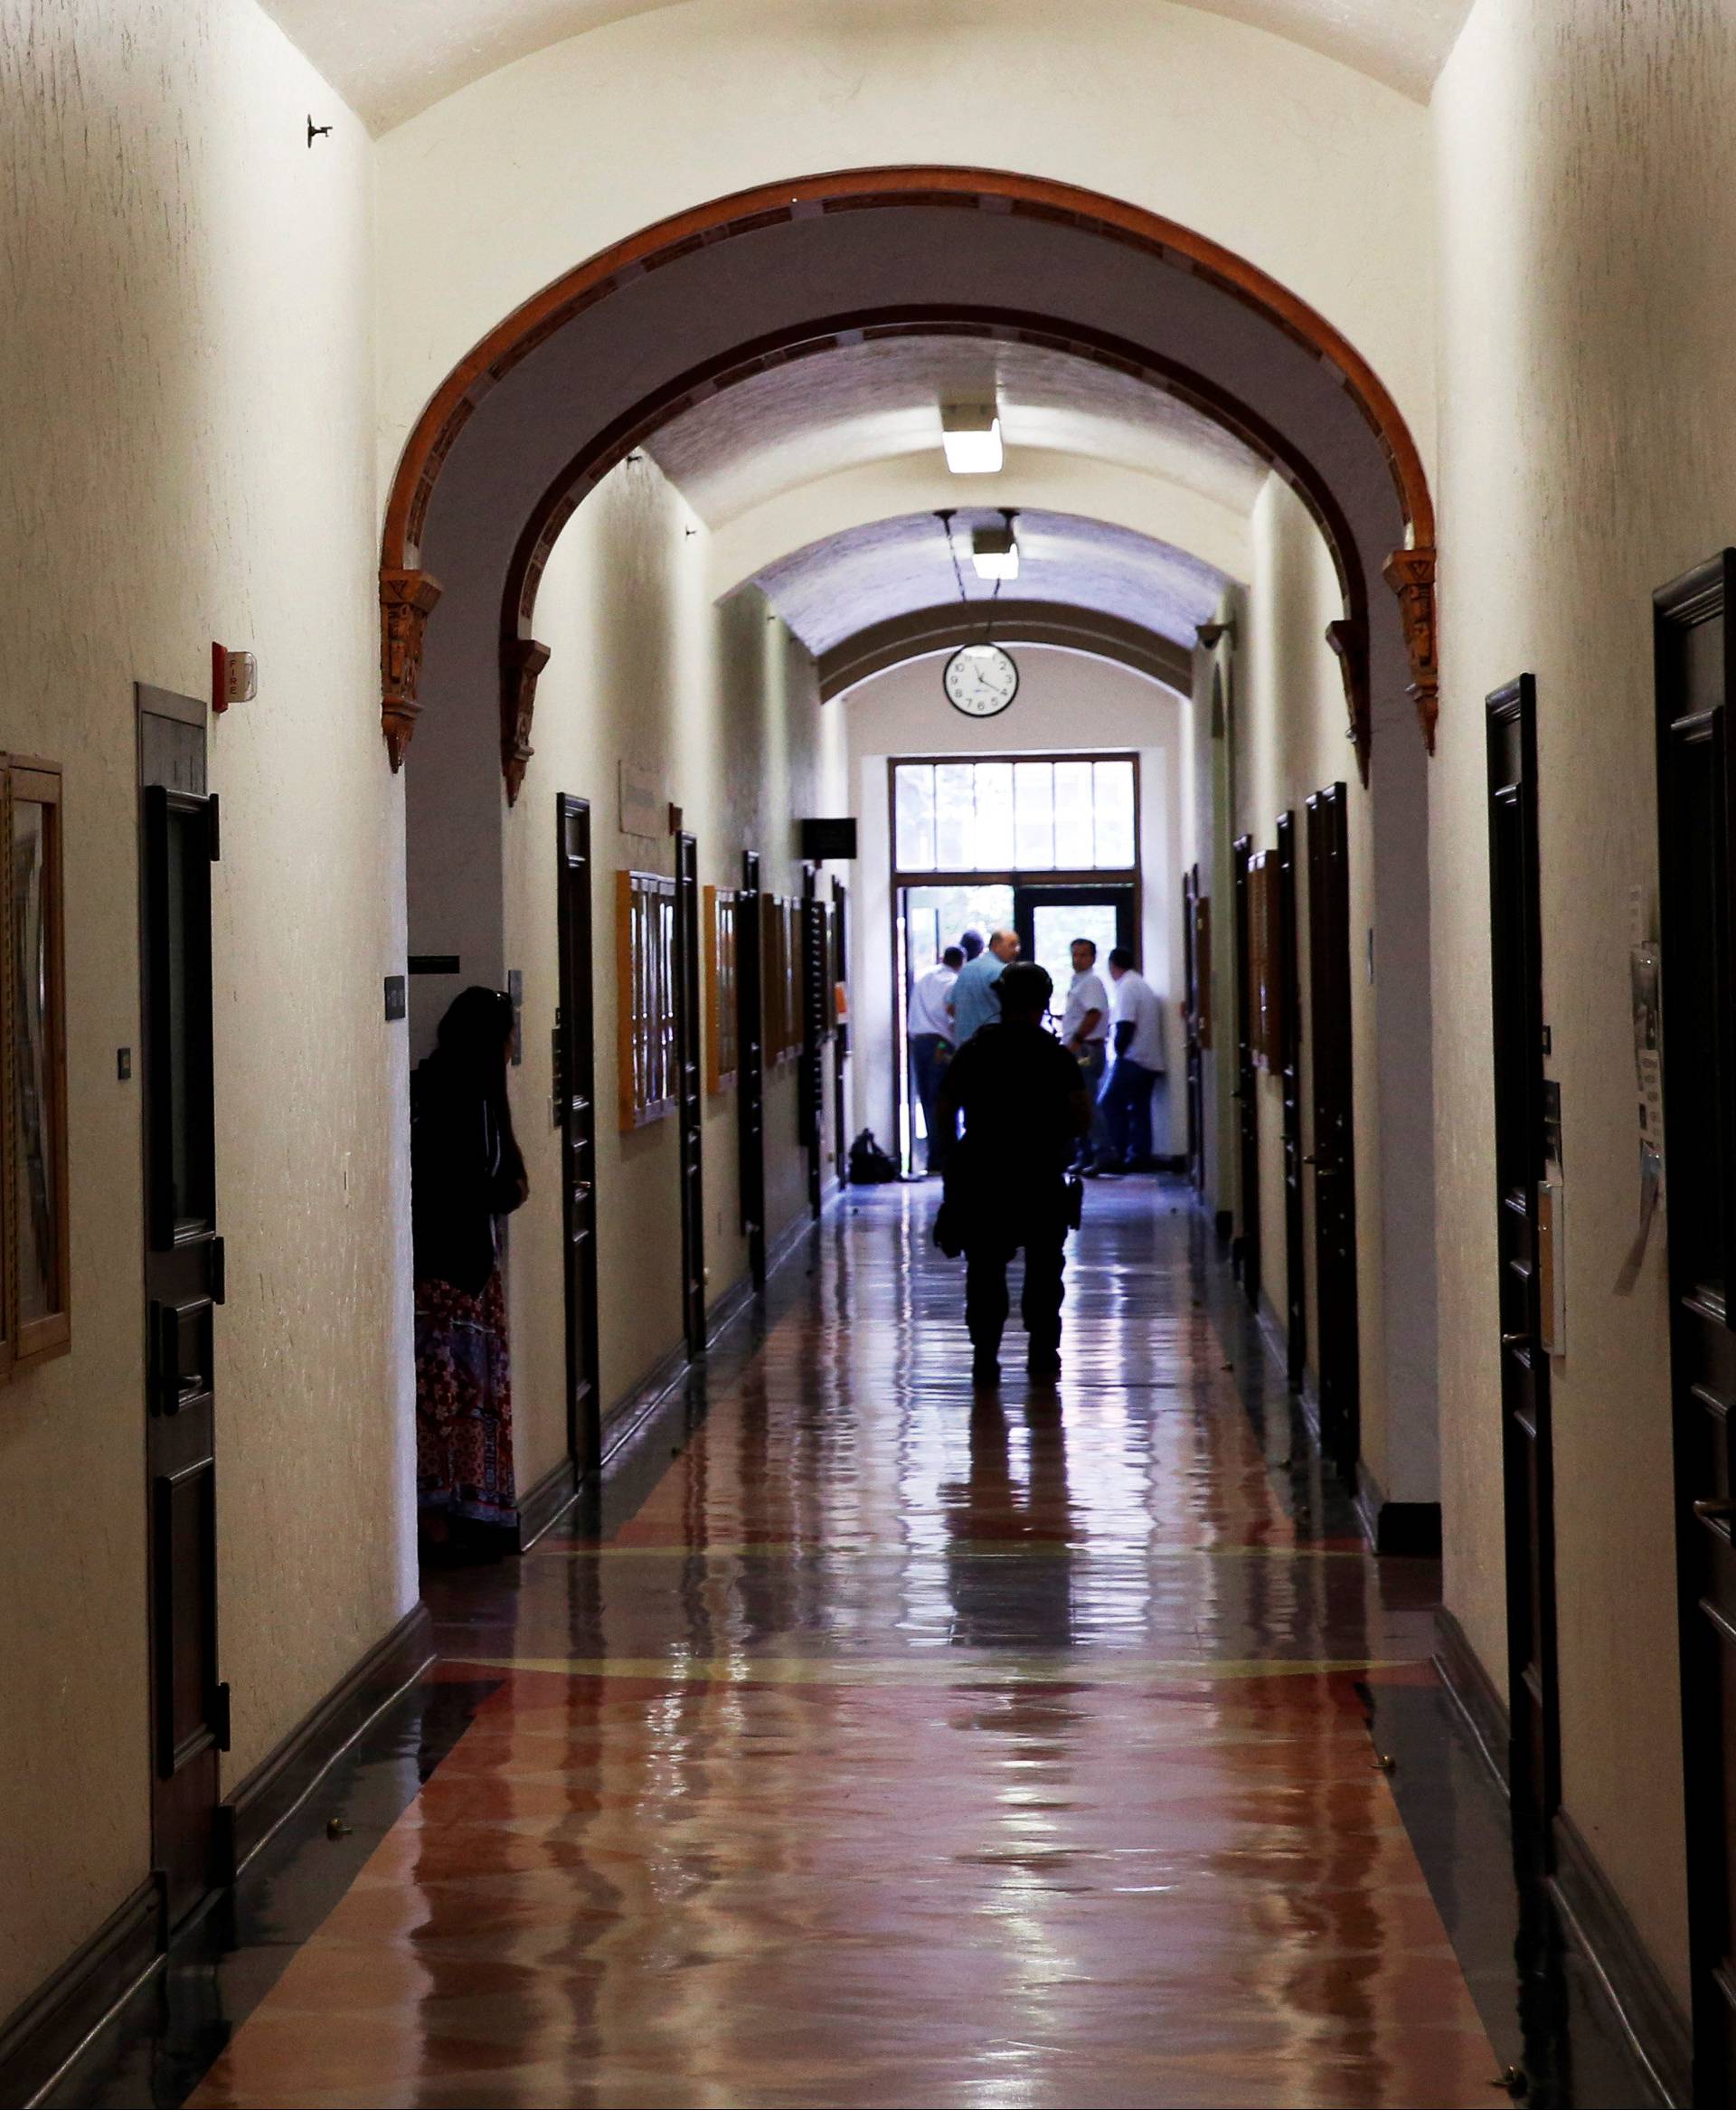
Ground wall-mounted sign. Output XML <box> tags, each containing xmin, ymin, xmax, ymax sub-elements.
<box><xmin>619</xmin><ymin>761</ymin><xmax>662</xmax><ymax>838</ymax></box>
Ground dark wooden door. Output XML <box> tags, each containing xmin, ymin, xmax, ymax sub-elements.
<box><xmin>1486</xmin><ymin>677</ymin><xmax>1561</xmax><ymax>1826</ymax></box>
<box><xmin>1656</xmin><ymin>550</ymin><xmax>1736</xmax><ymax>2099</ymax></box>
<box><xmin>737</xmin><ymin>852</ymin><xmax>767</xmax><ymax>1291</ymax></box>
<box><xmin>800</xmin><ymin>867</ymin><xmax>826</xmax><ymax>1218</ymax></box>
<box><xmin>1306</xmin><ymin>785</ymin><xmax>1360</xmax><ymax>1476</ymax></box>
<box><xmin>1183</xmin><ymin>866</ymin><xmax>1205</xmax><ymax>1192</ymax></box>
<box><xmin>1231</xmin><ymin>835</ymin><xmax>1260</xmax><ymax>1308</ymax></box>
<box><xmin>675</xmin><ymin>834</ymin><xmax>706</xmax><ymax>1357</ymax></box>
<box><xmin>138</xmin><ymin>694</ymin><xmax>228</xmax><ymax>1928</ymax></box>
<box><xmin>555</xmin><ymin>796</ymin><xmax>601</xmax><ymax>1471</ymax></box>
<box><xmin>1276</xmin><ymin>814</ymin><xmax>1306</xmax><ymax>1388</ymax></box>
<box><xmin>831</xmin><ymin>877</ymin><xmax>849</xmax><ymax>1181</ymax></box>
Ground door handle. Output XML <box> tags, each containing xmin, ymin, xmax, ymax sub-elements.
<box><xmin>1694</xmin><ymin>1500</ymin><xmax>1736</xmax><ymax>1522</ymax></box>
<box><xmin>1501</xmin><ymin>1331</ymin><xmax>1529</xmax><ymax>1348</ymax></box>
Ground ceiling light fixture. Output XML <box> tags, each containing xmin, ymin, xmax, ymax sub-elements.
<box><xmin>971</xmin><ymin>515</ymin><xmax>1019</xmax><ymax>582</ymax></box>
<box><xmin>941</xmin><ymin>402</ymin><xmax>1003</xmax><ymax>475</ymax></box>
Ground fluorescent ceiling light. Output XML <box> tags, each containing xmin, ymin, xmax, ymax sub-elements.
<box><xmin>942</xmin><ymin>402</ymin><xmax>1003</xmax><ymax>475</ymax></box>
<box><xmin>971</xmin><ymin>523</ymin><xmax>1019</xmax><ymax>581</ymax></box>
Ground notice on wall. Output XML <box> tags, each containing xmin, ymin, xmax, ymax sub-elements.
<box><xmin>1616</xmin><ymin>885</ymin><xmax>1664</xmax><ymax>1295</ymax></box>
<box><xmin>619</xmin><ymin>761</ymin><xmax>663</xmax><ymax>839</ymax></box>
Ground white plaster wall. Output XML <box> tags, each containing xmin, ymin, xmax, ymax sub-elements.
<box><xmin>842</xmin><ymin>652</ymin><xmax>1184</xmax><ymax>1158</ymax></box>
<box><xmin>371</xmin><ymin>0</ymin><xmax>1434</xmax><ymax>497</ymax></box>
<box><xmin>1429</xmin><ymin>0</ymin><xmax>1735</xmax><ymax>2004</ymax></box>
<box><xmin>0</xmin><ymin>0</ymin><xmax>409</xmax><ymax>2020</ymax></box>
<box><xmin>495</xmin><ymin>459</ymin><xmax>844</xmax><ymax>1490</ymax></box>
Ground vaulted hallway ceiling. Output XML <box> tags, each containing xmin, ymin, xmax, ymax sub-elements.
<box><xmin>750</xmin><ymin>508</ymin><xmax>1226</xmax><ymax>659</ymax></box>
<box><xmin>260</xmin><ymin>0</ymin><xmax>1477</xmax><ymax>131</ymax></box>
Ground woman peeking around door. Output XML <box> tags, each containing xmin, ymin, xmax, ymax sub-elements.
<box><xmin>410</xmin><ymin>986</ymin><xmax>529</xmax><ymax>1564</ymax></box>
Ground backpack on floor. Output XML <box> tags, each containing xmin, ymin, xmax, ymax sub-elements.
<box><xmin>847</xmin><ymin>1129</ymin><xmax>900</xmax><ymax>1184</ymax></box>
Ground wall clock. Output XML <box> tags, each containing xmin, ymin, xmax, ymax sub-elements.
<box><xmin>943</xmin><ymin>642</ymin><xmax>1019</xmax><ymax>717</ymax></box>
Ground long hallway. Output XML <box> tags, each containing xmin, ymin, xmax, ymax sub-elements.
<box><xmin>158</xmin><ymin>1186</ymin><xmax>1508</xmax><ymax>2108</ymax></box>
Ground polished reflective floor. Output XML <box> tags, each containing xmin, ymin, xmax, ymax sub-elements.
<box><xmin>69</xmin><ymin>1181</ymin><xmax>1654</xmax><ymax>2107</ymax></box>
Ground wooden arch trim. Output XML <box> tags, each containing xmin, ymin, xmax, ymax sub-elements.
<box><xmin>816</xmin><ymin>601</ymin><xmax>1197</xmax><ymax>702</ymax></box>
<box><xmin>380</xmin><ymin>166</ymin><xmax>1437</xmax><ymax>774</ymax></box>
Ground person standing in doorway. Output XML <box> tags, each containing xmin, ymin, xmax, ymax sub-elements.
<box><xmin>1060</xmin><ymin>937</ymin><xmax>1112</xmax><ymax>1170</ymax></box>
<box><xmin>410</xmin><ymin>986</ymin><xmax>530</xmax><ymax>1563</ymax></box>
<box><xmin>949</xmin><ymin>926</ymin><xmax>1019</xmax><ymax>1047</ymax></box>
<box><xmin>936</xmin><ymin>962</ymin><xmax>1091</xmax><ymax>1385</ymax></box>
<box><xmin>1096</xmin><ymin>946</ymin><xmax>1165</xmax><ymax>1173</ymax></box>
<box><xmin>910</xmin><ymin>944</ymin><xmax>963</xmax><ymax>1174</ymax></box>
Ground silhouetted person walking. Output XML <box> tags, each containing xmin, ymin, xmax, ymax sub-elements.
<box><xmin>936</xmin><ymin>962</ymin><xmax>1090</xmax><ymax>1386</ymax></box>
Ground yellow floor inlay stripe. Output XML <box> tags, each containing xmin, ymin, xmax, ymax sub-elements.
<box><xmin>534</xmin><ymin>1541</ymin><xmax>1374</xmax><ymax>1559</ymax></box>
<box><xmin>450</xmin><ymin>1651</ymin><xmax>1410</xmax><ymax>1685</ymax></box>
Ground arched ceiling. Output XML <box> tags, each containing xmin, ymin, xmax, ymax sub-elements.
<box><xmin>750</xmin><ymin>508</ymin><xmax>1226</xmax><ymax>658</ymax></box>
<box><xmin>646</xmin><ymin>336</ymin><xmax>1267</xmax><ymax>529</ymax></box>
<box><xmin>264</xmin><ymin>0</ymin><xmax>1475</xmax><ymax>133</ymax></box>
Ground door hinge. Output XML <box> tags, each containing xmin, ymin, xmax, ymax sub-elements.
<box><xmin>207</xmin><ymin>793</ymin><xmax>221</xmax><ymax>862</ymax></box>
<box><xmin>211</xmin><ymin>1235</ymin><xmax>226</xmax><ymax>1306</ymax></box>
<box><xmin>212</xmin><ymin>1680</ymin><xmax>231</xmax><ymax>1752</ymax></box>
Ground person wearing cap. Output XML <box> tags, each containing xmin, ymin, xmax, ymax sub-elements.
<box><xmin>935</xmin><ymin>960</ymin><xmax>1090</xmax><ymax>1386</ymax></box>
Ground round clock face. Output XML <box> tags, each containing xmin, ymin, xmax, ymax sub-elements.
<box><xmin>943</xmin><ymin>642</ymin><xmax>1019</xmax><ymax>717</ymax></box>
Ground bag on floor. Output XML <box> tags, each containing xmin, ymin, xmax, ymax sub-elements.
<box><xmin>848</xmin><ymin>1129</ymin><xmax>900</xmax><ymax>1184</ymax></box>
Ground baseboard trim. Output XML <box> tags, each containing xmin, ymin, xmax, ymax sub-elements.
<box><xmin>704</xmin><ymin>1272</ymin><xmax>756</xmax><ymax>1349</ymax></box>
<box><xmin>599</xmin><ymin>1335</ymin><xmax>693</xmax><ymax>1467</ymax></box>
<box><xmin>1549</xmin><ymin>1812</ymin><xmax>1692</xmax><ymax>2109</ymax></box>
<box><xmin>1432</xmin><ymin>1605</ymin><xmax>1511</xmax><ymax>1791</ymax></box>
<box><xmin>1353</xmin><ymin>1462</ymin><xmax>1442</xmax><ymax>1556</ymax></box>
<box><xmin>764</xmin><ymin>1206</ymin><xmax>814</xmax><ymax>1282</ymax></box>
<box><xmin>515</xmin><ymin>1455</ymin><xmax>580</xmax><ymax>1553</ymax></box>
<box><xmin>0</xmin><ymin>1881</ymin><xmax>159</xmax><ymax>2110</ymax></box>
<box><xmin>214</xmin><ymin>1602</ymin><xmax>434</xmax><ymax>1882</ymax></box>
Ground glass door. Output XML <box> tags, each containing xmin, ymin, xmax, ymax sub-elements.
<box><xmin>1014</xmin><ymin>886</ymin><xmax>1137</xmax><ymax>1029</ymax></box>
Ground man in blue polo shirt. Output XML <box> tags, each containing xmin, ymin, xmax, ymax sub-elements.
<box><xmin>948</xmin><ymin>927</ymin><xmax>1019</xmax><ymax>1046</ymax></box>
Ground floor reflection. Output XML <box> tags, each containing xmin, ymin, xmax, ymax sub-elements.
<box><xmin>63</xmin><ymin>1180</ymin><xmax>1651</xmax><ymax>2107</ymax></box>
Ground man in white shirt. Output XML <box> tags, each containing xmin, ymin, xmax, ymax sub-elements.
<box><xmin>1095</xmin><ymin>946</ymin><xmax>1165</xmax><ymax>1173</ymax></box>
<box><xmin>1059</xmin><ymin>938</ymin><xmax>1113</xmax><ymax>1170</ymax></box>
<box><xmin>909</xmin><ymin>945</ymin><xmax>962</xmax><ymax>1172</ymax></box>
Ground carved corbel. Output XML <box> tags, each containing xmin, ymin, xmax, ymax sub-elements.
<box><xmin>380</xmin><ymin>568</ymin><xmax>443</xmax><ymax>771</ymax></box>
<box><xmin>501</xmin><ymin>639</ymin><xmax>552</xmax><ymax>806</ymax></box>
<box><xmin>1382</xmin><ymin>544</ymin><xmax>1439</xmax><ymax>753</ymax></box>
<box><xmin>1326</xmin><ymin>616</ymin><xmax>1371</xmax><ymax>788</ymax></box>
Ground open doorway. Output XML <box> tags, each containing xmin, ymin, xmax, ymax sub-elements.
<box><xmin>889</xmin><ymin>752</ymin><xmax>1141</xmax><ymax>1174</ymax></box>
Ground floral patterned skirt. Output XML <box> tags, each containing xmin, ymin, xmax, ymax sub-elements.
<box><xmin>414</xmin><ymin>1269</ymin><xmax>517</xmax><ymax>1529</ymax></box>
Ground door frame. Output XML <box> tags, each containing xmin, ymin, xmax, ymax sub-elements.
<box><xmin>1275</xmin><ymin>813</ymin><xmax>1306</xmax><ymax>1386</ymax></box>
<box><xmin>1306</xmin><ymin>783</ymin><xmax>1361</xmax><ymax>1476</ymax></box>
<box><xmin>737</xmin><ymin>852</ymin><xmax>768</xmax><ymax>1291</ymax></box>
<box><xmin>675</xmin><ymin>832</ymin><xmax>706</xmax><ymax>1356</ymax></box>
<box><xmin>1231</xmin><ymin>834</ymin><xmax>1260</xmax><ymax>1308</ymax></box>
<box><xmin>555</xmin><ymin>794</ymin><xmax>601</xmax><ymax>1473</ymax></box>
<box><xmin>1655</xmin><ymin>549</ymin><xmax>1736</xmax><ymax>2101</ymax></box>
<box><xmin>137</xmin><ymin>685</ymin><xmax>228</xmax><ymax>1928</ymax></box>
<box><xmin>1485</xmin><ymin>676</ymin><xmax>1561</xmax><ymax>1827</ymax></box>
